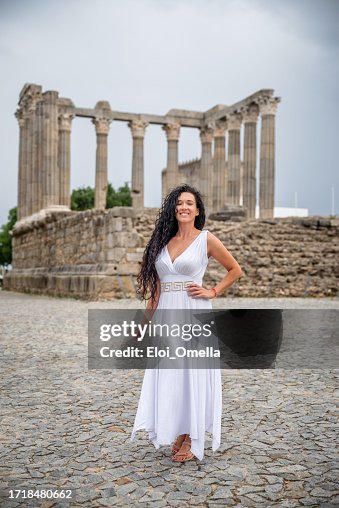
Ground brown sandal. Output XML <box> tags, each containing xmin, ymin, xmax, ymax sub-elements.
<box><xmin>171</xmin><ymin>434</ymin><xmax>186</xmax><ymax>455</ymax></box>
<box><xmin>172</xmin><ymin>438</ymin><xmax>194</xmax><ymax>462</ymax></box>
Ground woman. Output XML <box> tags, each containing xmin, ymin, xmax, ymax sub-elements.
<box><xmin>130</xmin><ymin>184</ymin><xmax>242</xmax><ymax>462</ymax></box>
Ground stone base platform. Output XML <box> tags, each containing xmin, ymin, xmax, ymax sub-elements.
<box><xmin>4</xmin><ymin>265</ymin><xmax>137</xmax><ymax>301</ymax></box>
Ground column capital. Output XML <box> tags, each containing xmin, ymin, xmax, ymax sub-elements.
<box><xmin>258</xmin><ymin>97</ymin><xmax>281</xmax><ymax>116</ymax></box>
<box><xmin>58</xmin><ymin>113</ymin><xmax>75</xmax><ymax>132</ymax></box>
<box><xmin>227</xmin><ymin>112</ymin><xmax>242</xmax><ymax>130</ymax></box>
<box><xmin>15</xmin><ymin>109</ymin><xmax>26</xmax><ymax>127</ymax></box>
<box><xmin>242</xmin><ymin>104</ymin><xmax>259</xmax><ymax>124</ymax></box>
<box><xmin>213</xmin><ymin>120</ymin><xmax>227</xmax><ymax>137</ymax></box>
<box><xmin>162</xmin><ymin>122</ymin><xmax>180</xmax><ymax>141</ymax></box>
<box><xmin>128</xmin><ymin>120</ymin><xmax>149</xmax><ymax>138</ymax></box>
<box><xmin>92</xmin><ymin>117</ymin><xmax>112</xmax><ymax>135</ymax></box>
<box><xmin>26</xmin><ymin>92</ymin><xmax>42</xmax><ymax>113</ymax></box>
<box><xmin>18</xmin><ymin>88</ymin><xmax>41</xmax><ymax>116</ymax></box>
<box><xmin>200</xmin><ymin>126</ymin><xmax>214</xmax><ymax>143</ymax></box>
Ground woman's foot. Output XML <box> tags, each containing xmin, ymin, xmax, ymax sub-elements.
<box><xmin>172</xmin><ymin>436</ymin><xmax>194</xmax><ymax>462</ymax></box>
<box><xmin>171</xmin><ymin>434</ymin><xmax>186</xmax><ymax>455</ymax></box>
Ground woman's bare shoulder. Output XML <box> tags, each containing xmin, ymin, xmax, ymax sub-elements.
<box><xmin>206</xmin><ymin>231</ymin><xmax>223</xmax><ymax>246</ymax></box>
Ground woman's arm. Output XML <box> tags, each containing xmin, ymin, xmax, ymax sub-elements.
<box><xmin>187</xmin><ymin>232</ymin><xmax>243</xmax><ymax>299</ymax></box>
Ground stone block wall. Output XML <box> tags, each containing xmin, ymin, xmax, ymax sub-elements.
<box><xmin>204</xmin><ymin>217</ymin><xmax>339</xmax><ymax>298</ymax></box>
<box><xmin>4</xmin><ymin>208</ymin><xmax>339</xmax><ymax>300</ymax></box>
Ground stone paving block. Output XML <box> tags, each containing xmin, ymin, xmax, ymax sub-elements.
<box><xmin>0</xmin><ymin>292</ymin><xmax>338</xmax><ymax>508</ymax></box>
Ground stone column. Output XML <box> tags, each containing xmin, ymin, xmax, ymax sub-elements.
<box><xmin>58</xmin><ymin>112</ymin><xmax>74</xmax><ymax>209</ymax></box>
<box><xmin>15</xmin><ymin>84</ymin><xmax>42</xmax><ymax>217</ymax></box>
<box><xmin>162</xmin><ymin>122</ymin><xmax>181</xmax><ymax>193</ymax></box>
<box><xmin>227</xmin><ymin>112</ymin><xmax>242</xmax><ymax>205</ymax></box>
<box><xmin>25</xmin><ymin>98</ymin><xmax>36</xmax><ymax>216</ymax></box>
<box><xmin>93</xmin><ymin>117</ymin><xmax>111</xmax><ymax>210</ymax></box>
<box><xmin>15</xmin><ymin>109</ymin><xmax>28</xmax><ymax>220</ymax></box>
<box><xmin>242</xmin><ymin>105</ymin><xmax>259</xmax><ymax>218</ymax></box>
<box><xmin>161</xmin><ymin>169</ymin><xmax>166</xmax><ymax>201</ymax></box>
<box><xmin>41</xmin><ymin>91</ymin><xmax>60</xmax><ymax>210</ymax></box>
<box><xmin>128</xmin><ymin>120</ymin><xmax>148</xmax><ymax>208</ymax></box>
<box><xmin>35</xmin><ymin>98</ymin><xmax>45</xmax><ymax>212</ymax></box>
<box><xmin>21</xmin><ymin>106</ymin><xmax>31</xmax><ymax>219</ymax></box>
<box><xmin>31</xmin><ymin>98</ymin><xmax>41</xmax><ymax>215</ymax></box>
<box><xmin>259</xmin><ymin>98</ymin><xmax>279</xmax><ymax>218</ymax></box>
<box><xmin>199</xmin><ymin>126</ymin><xmax>214</xmax><ymax>216</ymax></box>
<box><xmin>213</xmin><ymin>120</ymin><xmax>227</xmax><ymax>212</ymax></box>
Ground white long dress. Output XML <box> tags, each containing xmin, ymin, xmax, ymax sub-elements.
<box><xmin>130</xmin><ymin>229</ymin><xmax>222</xmax><ymax>460</ymax></box>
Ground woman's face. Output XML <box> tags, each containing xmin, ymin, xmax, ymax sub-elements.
<box><xmin>175</xmin><ymin>192</ymin><xmax>199</xmax><ymax>224</ymax></box>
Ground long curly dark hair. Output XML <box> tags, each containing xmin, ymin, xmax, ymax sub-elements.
<box><xmin>137</xmin><ymin>184</ymin><xmax>206</xmax><ymax>302</ymax></box>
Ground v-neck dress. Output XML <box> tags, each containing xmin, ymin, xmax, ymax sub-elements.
<box><xmin>130</xmin><ymin>229</ymin><xmax>222</xmax><ymax>460</ymax></box>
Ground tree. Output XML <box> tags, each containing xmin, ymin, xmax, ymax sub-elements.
<box><xmin>106</xmin><ymin>182</ymin><xmax>132</xmax><ymax>208</ymax></box>
<box><xmin>0</xmin><ymin>207</ymin><xmax>17</xmax><ymax>265</ymax></box>
<box><xmin>71</xmin><ymin>183</ymin><xmax>131</xmax><ymax>211</ymax></box>
<box><xmin>70</xmin><ymin>186</ymin><xmax>94</xmax><ymax>211</ymax></box>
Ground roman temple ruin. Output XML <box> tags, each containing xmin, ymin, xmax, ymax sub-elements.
<box><xmin>14</xmin><ymin>83</ymin><xmax>281</xmax><ymax>224</ymax></box>
<box><xmin>8</xmin><ymin>84</ymin><xmax>337</xmax><ymax>300</ymax></box>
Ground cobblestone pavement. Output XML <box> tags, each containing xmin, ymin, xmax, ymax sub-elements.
<box><xmin>0</xmin><ymin>291</ymin><xmax>338</xmax><ymax>508</ymax></box>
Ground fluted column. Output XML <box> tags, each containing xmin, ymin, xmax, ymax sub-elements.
<box><xmin>31</xmin><ymin>98</ymin><xmax>41</xmax><ymax>214</ymax></box>
<box><xmin>15</xmin><ymin>109</ymin><xmax>28</xmax><ymax>220</ymax></box>
<box><xmin>161</xmin><ymin>169</ymin><xmax>166</xmax><ymax>201</ymax></box>
<box><xmin>22</xmin><ymin>106</ymin><xmax>31</xmax><ymax>218</ymax></box>
<box><xmin>227</xmin><ymin>112</ymin><xmax>242</xmax><ymax>205</ymax></box>
<box><xmin>35</xmin><ymin>99</ymin><xmax>44</xmax><ymax>212</ymax></box>
<box><xmin>93</xmin><ymin>117</ymin><xmax>111</xmax><ymax>209</ymax></box>
<box><xmin>58</xmin><ymin>112</ymin><xmax>74</xmax><ymax>208</ymax></box>
<box><xmin>128</xmin><ymin>120</ymin><xmax>148</xmax><ymax>208</ymax></box>
<box><xmin>200</xmin><ymin>126</ymin><xmax>214</xmax><ymax>216</ymax></box>
<box><xmin>162</xmin><ymin>122</ymin><xmax>181</xmax><ymax>193</ymax></box>
<box><xmin>213</xmin><ymin>120</ymin><xmax>227</xmax><ymax>212</ymax></box>
<box><xmin>242</xmin><ymin>105</ymin><xmax>259</xmax><ymax>218</ymax></box>
<box><xmin>259</xmin><ymin>98</ymin><xmax>280</xmax><ymax>218</ymax></box>
<box><xmin>26</xmin><ymin>98</ymin><xmax>36</xmax><ymax>216</ymax></box>
<box><xmin>41</xmin><ymin>91</ymin><xmax>60</xmax><ymax>210</ymax></box>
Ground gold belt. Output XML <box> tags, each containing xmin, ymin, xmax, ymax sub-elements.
<box><xmin>160</xmin><ymin>280</ymin><xmax>194</xmax><ymax>292</ymax></box>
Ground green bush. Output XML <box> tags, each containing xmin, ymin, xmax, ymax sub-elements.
<box><xmin>0</xmin><ymin>207</ymin><xmax>17</xmax><ymax>265</ymax></box>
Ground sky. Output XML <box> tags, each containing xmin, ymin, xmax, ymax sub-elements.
<box><xmin>0</xmin><ymin>0</ymin><xmax>338</xmax><ymax>225</ymax></box>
